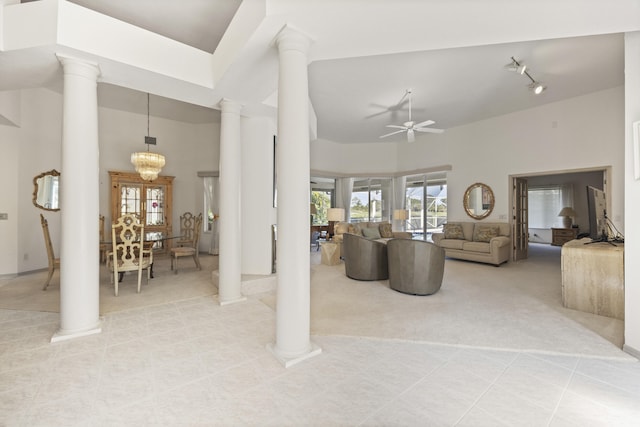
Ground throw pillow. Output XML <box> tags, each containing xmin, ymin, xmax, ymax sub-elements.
<box><xmin>473</xmin><ymin>225</ymin><xmax>500</xmax><ymax>243</ymax></box>
<box><xmin>379</xmin><ymin>223</ymin><xmax>393</xmax><ymax>238</ymax></box>
<box><xmin>362</xmin><ymin>227</ymin><xmax>382</xmax><ymax>239</ymax></box>
<box><xmin>443</xmin><ymin>223</ymin><xmax>465</xmax><ymax>240</ymax></box>
<box><xmin>334</xmin><ymin>222</ymin><xmax>349</xmax><ymax>235</ymax></box>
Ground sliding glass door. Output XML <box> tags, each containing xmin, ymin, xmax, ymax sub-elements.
<box><xmin>405</xmin><ymin>173</ymin><xmax>447</xmax><ymax>241</ymax></box>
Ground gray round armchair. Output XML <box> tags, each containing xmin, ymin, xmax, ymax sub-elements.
<box><xmin>343</xmin><ymin>233</ymin><xmax>389</xmax><ymax>281</ymax></box>
<box><xmin>387</xmin><ymin>238</ymin><xmax>445</xmax><ymax>295</ymax></box>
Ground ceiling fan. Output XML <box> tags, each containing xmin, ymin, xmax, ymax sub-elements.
<box><xmin>379</xmin><ymin>89</ymin><xmax>444</xmax><ymax>142</ymax></box>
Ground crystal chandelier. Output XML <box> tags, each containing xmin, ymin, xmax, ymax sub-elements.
<box><xmin>131</xmin><ymin>93</ymin><xmax>165</xmax><ymax>181</ymax></box>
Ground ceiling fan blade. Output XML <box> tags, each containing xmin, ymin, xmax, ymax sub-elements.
<box><xmin>407</xmin><ymin>129</ymin><xmax>415</xmax><ymax>143</ymax></box>
<box><xmin>414</xmin><ymin>119</ymin><xmax>435</xmax><ymax>128</ymax></box>
<box><xmin>380</xmin><ymin>129</ymin><xmax>406</xmax><ymax>138</ymax></box>
<box><xmin>415</xmin><ymin>127</ymin><xmax>444</xmax><ymax>134</ymax></box>
<box><xmin>385</xmin><ymin>124</ymin><xmax>407</xmax><ymax>130</ymax></box>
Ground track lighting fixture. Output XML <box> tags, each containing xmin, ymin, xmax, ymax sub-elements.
<box><xmin>506</xmin><ymin>57</ymin><xmax>546</xmax><ymax>95</ymax></box>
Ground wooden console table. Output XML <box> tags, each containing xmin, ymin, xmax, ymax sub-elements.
<box><xmin>561</xmin><ymin>238</ymin><xmax>624</xmax><ymax>319</ymax></box>
<box><xmin>551</xmin><ymin>227</ymin><xmax>578</xmax><ymax>246</ymax></box>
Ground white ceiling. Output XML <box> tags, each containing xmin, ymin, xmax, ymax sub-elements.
<box><xmin>11</xmin><ymin>1</ymin><xmax>626</xmax><ymax>142</ymax></box>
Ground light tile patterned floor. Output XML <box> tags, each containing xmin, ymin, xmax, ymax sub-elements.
<box><xmin>1</xmin><ymin>294</ymin><xmax>640</xmax><ymax>426</ymax></box>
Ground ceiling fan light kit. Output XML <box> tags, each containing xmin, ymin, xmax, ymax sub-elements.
<box><xmin>507</xmin><ymin>56</ymin><xmax>546</xmax><ymax>95</ymax></box>
<box><xmin>379</xmin><ymin>89</ymin><xmax>444</xmax><ymax>143</ymax></box>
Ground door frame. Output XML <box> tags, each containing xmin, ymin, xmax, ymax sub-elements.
<box><xmin>508</xmin><ymin>166</ymin><xmax>610</xmax><ymax>261</ymax></box>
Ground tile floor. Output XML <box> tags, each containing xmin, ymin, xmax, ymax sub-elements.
<box><xmin>1</xmin><ymin>292</ymin><xmax>640</xmax><ymax>426</ymax></box>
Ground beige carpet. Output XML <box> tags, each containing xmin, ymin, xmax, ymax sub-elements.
<box><xmin>1</xmin><ymin>246</ymin><xmax>630</xmax><ymax>360</ymax></box>
<box><xmin>265</xmin><ymin>243</ymin><xmax>629</xmax><ymax>360</ymax></box>
<box><xmin>0</xmin><ymin>255</ymin><xmax>218</xmax><ymax>314</ymax></box>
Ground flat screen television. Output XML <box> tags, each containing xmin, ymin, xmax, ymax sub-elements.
<box><xmin>586</xmin><ymin>185</ymin><xmax>607</xmax><ymax>241</ymax></box>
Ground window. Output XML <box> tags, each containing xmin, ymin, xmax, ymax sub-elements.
<box><xmin>529</xmin><ymin>185</ymin><xmax>563</xmax><ymax>228</ymax></box>
<box><xmin>405</xmin><ymin>174</ymin><xmax>447</xmax><ymax>241</ymax></box>
<box><xmin>310</xmin><ymin>177</ymin><xmax>335</xmax><ymax>225</ymax></box>
<box><xmin>349</xmin><ymin>178</ymin><xmax>391</xmax><ymax>223</ymax></box>
<box><xmin>311</xmin><ymin>190</ymin><xmax>332</xmax><ymax>225</ymax></box>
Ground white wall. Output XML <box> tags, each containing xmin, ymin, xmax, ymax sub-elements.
<box><xmin>17</xmin><ymin>88</ymin><xmax>63</xmax><ymax>273</ymax></box>
<box><xmin>0</xmin><ymin>110</ymin><xmax>20</xmax><ymax>276</ymax></box>
<box><xmin>398</xmin><ymin>87</ymin><xmax>625</xmax><ymax>226</ymax></box>
<box><xmin>97</xmin><ymin>106</ymin><xmax>220</xmax><ymax>229</ymax></box>
<box><xmin>623</xmin><ymin>31</ymin><xmax>640</xmax><ymax>356</ymax></box>
<box><xmin>241</xmin><ymin>116</ymin><xmax>277</xmax><ymax>275</ymax></box>
<box><xmin>5</xmin><ymin>87</ymin><xmax>221</xmax><ymax>275</ymax></box>
<box><xmin>311</xmin><ymin>138</ymin><xmax>400</xmax><ymax>175</ymax></box>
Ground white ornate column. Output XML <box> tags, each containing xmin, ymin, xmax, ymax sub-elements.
<box><xmin>53</xmin><ymin>55</ymin><xmax>101</xmax><ymax>342</ymax></box>
<box><xmin>218</xmin><ymin>99</ymin><xmax>246</xmax><ymax>305</ymax></box>
<box><xmin>267</xmin><ymin>26</ymin><xmax>321</xmax><ymax>367</ymax></box>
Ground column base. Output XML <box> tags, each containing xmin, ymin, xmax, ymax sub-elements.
<box><xmin>217</xmin><ymin>295</ymin><xmax>247</xmax><ymax>306</ymax></box>
<box><xmin>266</xmin><ymin>342</ymin><xmax>322</xmax><ymax>368</ymax></box>
<box><xmin>51</xmin><ymin>317</ymin><xmax>103</xmax><ymax>343</ymax></box>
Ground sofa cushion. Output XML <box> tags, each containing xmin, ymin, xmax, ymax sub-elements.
<box><xmin>443</xmin><ymin>223</ymin><xmax>465</xmax><ymax>240</ymax></box>
<box><xmin>462</xmin><ymin>241</ymin><xmax>491</xmax><ymax>253</ymax></box>
<box><xmin>438</xmin><ymin>239</ymin><xmax>465</xmax><ymax>250</ymax></box>
<box><xmin>362</xmin><ymin>226</ymin><xmax>382</xmax><ymax>239</ymax></box>
<box><xmin>473</xmin><ymin>225</ymin><xmax>500</xmax><ymax>242</ymax></box>
<box><xmin>379</xmin><ymin>223</ymin><xmax>393</xmax><ymax>238</ymax></box>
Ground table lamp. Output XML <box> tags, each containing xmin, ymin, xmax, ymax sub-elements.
<box><xmin>393</xmin><ymin>209</ymin><xmax>409</xmax><ymax>231</ymax></box>
<box><xmin>327</xmin><ymin>207</ymin><xmax>345</xmax><ymax>237</ymax></box>
<box><xmin>558</xmin><ymin>207</ymin><xmax>576</xmax><ymax>228</ymax></box>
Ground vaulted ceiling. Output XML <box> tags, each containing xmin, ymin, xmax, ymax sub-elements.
<box><xmin>6</xmin><ymin>0</ymin><xmax>632</xmax><ymax>143</ymax></box>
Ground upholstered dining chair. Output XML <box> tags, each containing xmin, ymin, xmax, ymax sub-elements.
<box><xmin>40</xmin><ymin>214</ymin><xmax>60</xmax><ymax>291</ymax></box>
<box><xmin>387</xmin><ymin>238</ymin><xmax>445</xmax><ymax>295</ymax></box>
<box><xmin>110</xmin><ymin>213</ymin><xmax>153</xmax><ymax>296</ymax></box>
<box><xmin>171</xmin><ymin>213</ymin><xmax>202</xmax><ymax>273</ymax></box>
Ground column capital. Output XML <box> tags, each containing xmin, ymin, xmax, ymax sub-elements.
<box><xmin>56</xmin><ymin>54</ymin><xmax>101</xmax><ymax>79</ymax></box>
<box><xmin>274</xmin><ymin>25</ymin><xmax>313</xmax><ymax>55</ymax></box>
<box><xmin>219</xmin><ymin>98</ymin><xmax>243</xmax><ymax>115</ymax></box>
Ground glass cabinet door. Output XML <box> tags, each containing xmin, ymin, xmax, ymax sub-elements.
<box><xmin>110</xmin><ymin>171</ymin><xmax>174</xmax><ymax>255</ymax></box>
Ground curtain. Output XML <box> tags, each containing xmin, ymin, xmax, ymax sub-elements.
<box><xmin>335</xmin><ymin>177</ymin><xmax>353</xmax><ymax>221</ymax></box>
<box><xmin>561</xmin><ymin>184</ymin><xmax>574</xmax><ymax>209</ymax></box>
<box><xmin>393</xmin><ymin>176</ymin><xmax>407</xmax><ymax>210</ymax></box>
<box><xmin>203</xmin><ymin>177</ymin><xmax>219</xmax><ymax>254</ymax></box>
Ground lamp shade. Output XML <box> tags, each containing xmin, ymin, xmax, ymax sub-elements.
<box><xmin>558</xmin><ymin>207</ymin><xmax>576</xmax><ymax>217</ymax></box>
<box><xmin>310</xmin><ymin>203</ymin><xmax>317</xmax><ymax>215</ymax></box>
<box><xmin>327</xmin><ymin>208</ymin><xmax>345</xmax><ymax>222</ymax></box>
<box><xmin>393</xmin><ymin>209</ymin><xmax>409</xmax><ymax>220</ymax></box>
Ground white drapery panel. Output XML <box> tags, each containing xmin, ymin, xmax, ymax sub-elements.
<box><xmin>393</xmin><ymin>176</ymin><xmax>407</xmax><ymax>210</ymax></box>
<box><xmin>203</xmin><ymin>177</ymin><xmax>219</xmax><ymax>254</ymax></box>
<box><xmin>335</xmin><ymin>177</ymin><xmax>353</xmax><ymax>221</ymax></box>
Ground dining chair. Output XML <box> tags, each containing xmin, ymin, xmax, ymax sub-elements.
<box><xmin>110</xmin><ymin>213</ymin><xmax>153</xmax><ymax>296</ymax></box>
<box><xmin>170</xmin><ymin>213</ymin><xmax>202</xmax><ymax>273</ymax></box>
<box><xmin>40</xmin><ymin>214</ymin><xmax>60</xmax><ymax>291</ymax></box>
<box><xmin>99</xmin><ymin>214</ymin><xmax>110</xmax><ymax>264</ymax></box>
<box><xmin>175</xmin><ymin>212</ymin><xmax>197</xmax><ymax>248</ymax></box>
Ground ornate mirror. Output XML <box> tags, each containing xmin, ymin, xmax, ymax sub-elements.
<box><xmin>463</xmin><ymin>182</ymin><xmax>494</xmax><ymax>220</ymax></box>
<box><xmin>33</xmin><ymin>169</ymin><xmax>60</xmax><ymax>211</ymax></box>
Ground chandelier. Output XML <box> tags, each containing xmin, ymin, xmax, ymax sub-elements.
<box><xmin>131</xmin><ymin>93</ymin><xmax>165</xmax><ymax>181</ymax></box>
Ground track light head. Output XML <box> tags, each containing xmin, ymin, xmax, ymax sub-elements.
<box><xmin>530</xmin><ymin>82</ymin><xmax>546</xmax><ymax>95</ymax></box>
<box><xmin>508</xmin><ymin>56</ymin><xmax>546</xmax><ymax>95</ymax></box>
<box><xmin>517</xmin><ymin>64</ymin><xmax>527</xmax><ymax>75</ymax></box>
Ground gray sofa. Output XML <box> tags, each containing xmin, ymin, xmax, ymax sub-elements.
<box><xmin>432</xmin><ymin>222</ymin><xmax>510</xmax><ymax>266</ymax></box>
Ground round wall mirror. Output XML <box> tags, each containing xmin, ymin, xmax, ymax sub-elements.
<box><xmin>463</xmin><ymin>182</ymin><xmax>494</xmax><ymax>220</ymax></box>
<box><xmin>33</xmin><ymin>169</ymin><xmax>60</xmax><ymax>211</ymax></box>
